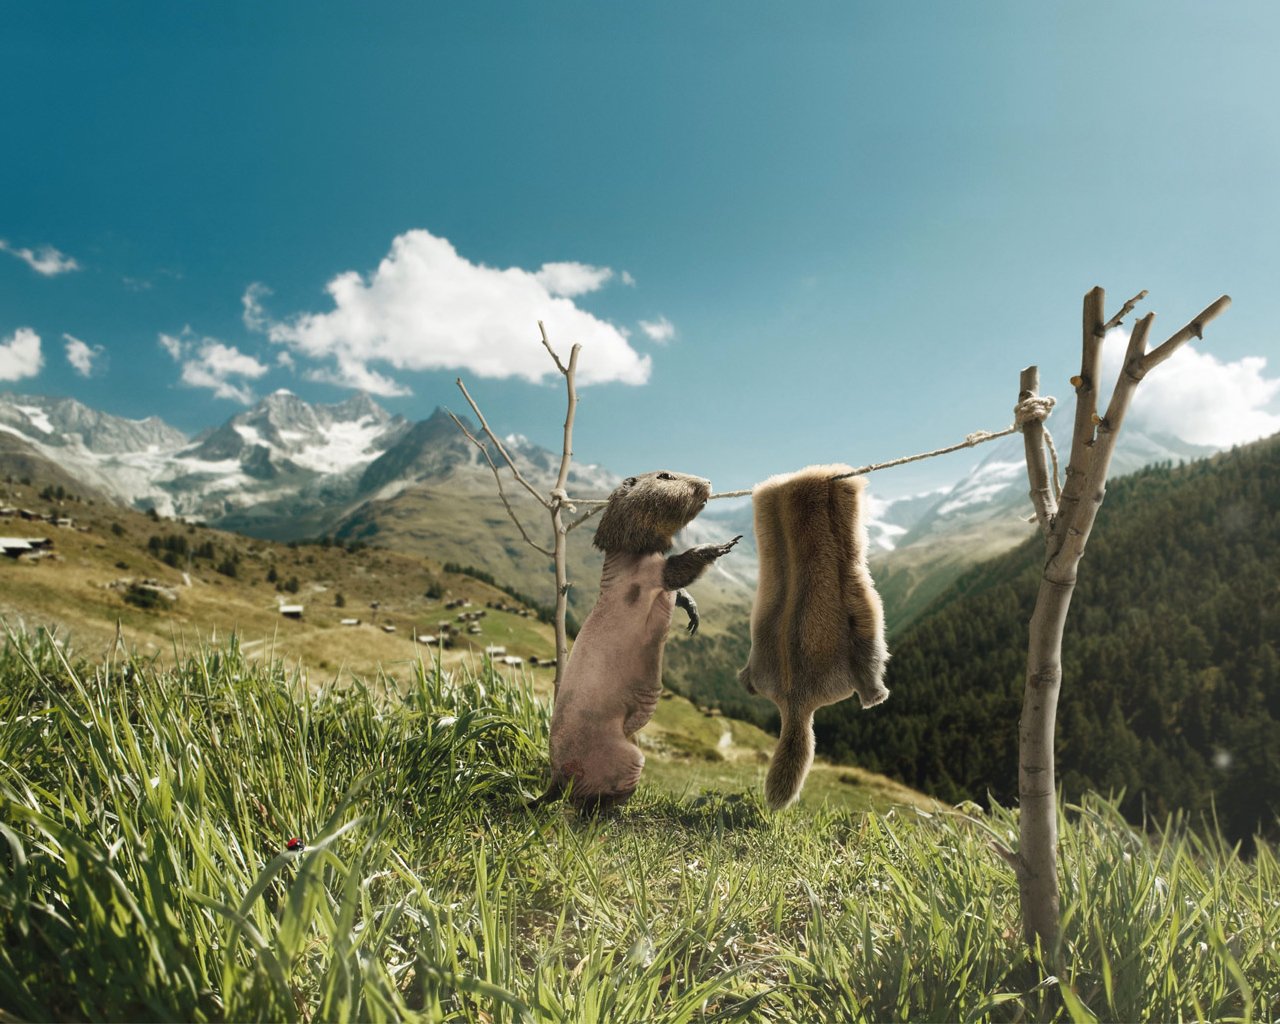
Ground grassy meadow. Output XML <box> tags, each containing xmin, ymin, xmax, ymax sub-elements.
<box><xmin>0</xmin><ymin>628</ymin><xmax>1276</xmax><ymax>1022</ymax></box>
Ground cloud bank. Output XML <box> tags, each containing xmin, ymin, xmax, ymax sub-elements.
<box><xmin>63</xmin><ymin>333</ymin><xmax>103</xmax><ymax>377</ymax></box>
<box><xmin>160</xmin><ymin>329</ymin><xmax>268</xmax><ymax>404</ymax></box>
<box><xmin>0</xmin><ymin>327</ymin><xmax>43</xmax><ymax>382</ymax></box>
<box><xmin>0</xmin><ymin>239</ymin><xmax>80</xmax><ymax>276</ymax></box>
<box><xmin>250</xmin><ymin>230</ymin><xmax>651</xmax><ymax>395</ymax></box>
<box><xmin>1100</xmin><ymin>328</ymin><xmax>1280</xmax><ymax>447</ymax></box>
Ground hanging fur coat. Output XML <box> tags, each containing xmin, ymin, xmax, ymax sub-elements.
<box><xmin>738</xmin><ymin>464</ymin><xmax>890</xmax><ymax>809</ymax></box>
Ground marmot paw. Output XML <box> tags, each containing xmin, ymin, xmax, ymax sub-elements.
<box><xmin>714</xmin><ymin>535</ymin><xmax>743</xmax><ymax>558</ymax></box>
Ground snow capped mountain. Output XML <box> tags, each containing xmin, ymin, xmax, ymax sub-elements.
<box><xmin>0</xmin><ymin>389</ymin><xmax>618</xmax><ymax>539</ymax></box>
<box><xmin>0</xmin><ymin>393</ymin><xmax>186</xmax><ymax>455</ymax></box>
<box><xmin>0</xmin><ymin>389</ymin><xmax>413</xmax><ymax>523</ymax></box>
<box><xmin>183</xmin><ymin>389</ymin><xmax>409</xmax><ymax>480</ymax></box>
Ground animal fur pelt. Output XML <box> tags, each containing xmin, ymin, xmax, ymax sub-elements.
<box><xmin>738</xmin><ymin>464</ymin><xmax>890</xmax><ymax>810</ymax></box>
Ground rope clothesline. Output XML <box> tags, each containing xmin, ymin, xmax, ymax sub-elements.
<box><xmin>562</xmin><ymin>395</ymin><xmax>1059</xmax><ymax>507</ymax></box>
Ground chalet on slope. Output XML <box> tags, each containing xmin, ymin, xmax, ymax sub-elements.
<box><xmin>279</xmin><ymin>604</ymin><xmax>303</xmax><ymax>620</ymax></box>
<box><xmin>0</xmin><ymin>536</ymin><xmax>53</xmax><ymax>559</ymax></box>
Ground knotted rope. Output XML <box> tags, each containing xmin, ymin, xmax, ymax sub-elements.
<box><xmin>1013</xmin><ymin>394</ymin><xmax>1062</xmax><ymax>501</ymax></box>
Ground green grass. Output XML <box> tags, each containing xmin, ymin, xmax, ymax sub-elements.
<box><xmin>1</xmin><ymin>628</ymin><xmax>1276</xmax><ymax>1022</ymax></box>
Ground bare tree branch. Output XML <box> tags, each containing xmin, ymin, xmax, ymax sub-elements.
<box><xmin>1139</xmin><ymin>295</ymin><xmax>1232</xmax><ymax>376</ymax></box>
<box><xmin>1056</xmin><ymin>286</ymin><xmax>1107</xmax><ymax>551</ymax></box>
<box><xmin>455</xmin><ymin>377</ymin><xmax>550</xmax><ymax>510</ymax></box>
<box><xmin>538</xmin><ymin>319</ymin><xmax>570</xmax><ymax>376</ymax></box>
<box><xmin>990</xmin><ymin>841</ymin><xmax>1025</xmax><ymax>877</ymax></box>
<box><xmin>1099</xmin><ymin>288</ymin><xmax>1149</xmax><ymax>334</ymax></box>
<box><xmin>446</xmin><ymin>409</ymin><xmax>554</xmax><ymax>559</ymax></box>
<box><xmin>565</xmin><ymin>504</ymin><xmax>605</xmax><ymax>532</ymax></box>
<box><xmin>451</xmin><ymin>324</ymin><xmax>587</xmax><ymax>697</ymax></box>
<box><xmin>539</xmin><ymin>325</ymin><xmax>584</xmax><ymax>694</ymax></box>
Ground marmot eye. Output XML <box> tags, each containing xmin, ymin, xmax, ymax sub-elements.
<box><xmin>624</xmin><ymin>477</ymin><xmax>637</xmax><ymax>486</ymax></box>
<box><xmin>657</xmin><ymin>472</ymin><xmax>674</xmax><ymax>480</ymax></box>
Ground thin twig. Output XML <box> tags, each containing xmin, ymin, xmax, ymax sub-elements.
<box><xmin>1099</xmin><ymin>289</ymin><xmax>1149</xmax><ymax>334</ymax></box>
<box><xmin>446</xmin><ymin>410</ymin><xmax>554</xmax><ymax>558</ymax></box>
<box><xmin>565</xmin><ymin>504</ymin><xmax>606</xmax><ymax>532</ymax></box>
<box><xmin>991</xmin><ymin>840</ymin><xmax>1025</xmax><ymax>878</ymax></box>
<box><xmin>538</xmin><ymin>320</ymin><xmax>570</xmax><ymax>376</ymax></box>
<box><xmin>455</xmin><ymin>377</ymin><xmax>550</xmax><ymax>509</ymax></box>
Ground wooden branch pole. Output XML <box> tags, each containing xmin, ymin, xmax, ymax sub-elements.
<box><xmin>542</xmin><ymin>321</ymin><xmax>582</xmax><ymax>697</ymax></box>
<box><xmin>1012</xmin><ymin>286</ymin><xmax>1230</xmax><ymax>958</ymax></box>
<box><xmin>451</xmin><ymin>323</ymin><xmax>582</xmax><ymax>699</ymax></box>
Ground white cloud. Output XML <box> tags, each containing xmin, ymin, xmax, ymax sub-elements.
<box><xmin>242</xmin><ymin>282</ymin><xmax>271</xmax><ymax>332</ymax></box>
<box><xmin>63</xmin><ymin>333</ymin><xmax>103</xmax><ymax>377</ymax></box>
<box><xmin>638</xmin><ymin>315</ymin><xmax>676</xmax><ymax>344</ymax></box>
<box><xmin>1100</xmin><ymin>327</ymin><xmax>1280</xmax><ymax>446</ymax></box>
<box><xmin>159</xmin><ymin>332</ymin><xmax>184</xmax><ymax>360</ymax></box>
<box><xmin>257</xmin><ymin>229</ymin><xmax>651</xmax><ymax>394</ymax></box>
<box><xmin>533</xmin><ymin>261</ymin><xmax>613</xmax><ymax>298</ymax></box>
<box><xmin>621</xmin><ymin>270</ymin><xmax>636</xmax><ymax>287</ymax></box>
<box><xmin>0</xmin><ymin>239</ymin><xmax>80</xmax><ymax>276</ymax></box>
<box><xmin>159</xmin><ymin>329</ymin><xmax>269</xmax><ymax>404</ymax></box>
<box><xmin>0</xmin><ymin>327</ymin><xmax>44</xmax><ymax>382</ymax></box>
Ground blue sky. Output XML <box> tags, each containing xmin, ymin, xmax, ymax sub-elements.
<box><xmin>2</xmin><ymin>3</ymin><xmax>1278</xmax><ymax>499</ymax></box>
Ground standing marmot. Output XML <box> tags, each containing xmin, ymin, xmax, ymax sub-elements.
<box><xmin>542</xmin><ymin>470</ymin><xmax>740</xmax><ymax>810</ymax></box>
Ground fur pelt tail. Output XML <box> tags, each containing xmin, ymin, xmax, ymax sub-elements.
<box><xmin>765</xmin><ymin>707</ymin><xmax>815</xmax><ymax>811</ymax></box>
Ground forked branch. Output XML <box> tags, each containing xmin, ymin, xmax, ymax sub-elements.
<box><xmin>1012</xmin><ymin>286</ymin><xmax>1232</xmax><ymax>960</ymax></box>
<box><xmin>451</xmin><ymin>324</ymin><xmax>584</xmax><ymax>695</ymax></box>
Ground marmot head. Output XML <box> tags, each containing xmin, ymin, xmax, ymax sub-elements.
<box><xmin>593</xmin><ymin>470</ymin><xmax>712</xmax><ymax>555</ymax></box>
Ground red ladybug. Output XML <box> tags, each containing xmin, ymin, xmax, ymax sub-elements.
<box><xmin>286</xmin><ymin>837</ymin><xmax>304</xmax><ymax>852</ymax></box>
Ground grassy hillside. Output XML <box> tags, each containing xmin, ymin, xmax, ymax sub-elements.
<box><xmin>0</xmin><ymin>481</ymin><xmax>554</xmax><ymax>680</ymax></box>
<box><xmin>1</xmin><ymin>633</ymin><xmax>1274</xmax><ymax>1022</ymax></box>
<box><xmin>816</xmin><ymin>435</ymin><xmax>1280</xmax><ymax>845</ymax></box>
<box><xmin>0</xmin><ymin>477</ymin><xmax>925</xmax><ymax>816</ymax></box>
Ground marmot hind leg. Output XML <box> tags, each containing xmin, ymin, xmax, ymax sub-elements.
<box><xmin>675</xmin><ymin>588</ymin><xmax>699</xmax><ymax>635</ymax></box>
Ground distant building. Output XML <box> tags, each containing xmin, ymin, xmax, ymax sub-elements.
<box><xmin>0</xmin><ymin>536</ymin><xmax>52</xmax><ymax>559</ymax></box>
<box><xmin>501</xmin><ymin>655</ymin><xmax>524</xmax><ymax>667</ymax></box>
<box><xmin>279</xmin><ymin>605</ymin><xmax>304</xmax><ymax>619</ymax></box>
<box><xmin>416</xmin><ymin>634</ymin><xmax>438</xmax><ymax>644</ymax></box>
<box><xmin>382</xmin><ymin>624</ymin><xmax>396</xmax><ymax>633</ymax></box>
<box><xmin>484</xmin><ymin>645</ymin><xmax>507</xmax><ymax>657</ymax></box>
<box><xmin>339</xmin><ymin>618</ymin><xmax>361</xmax><ymax>626</ymax></box>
